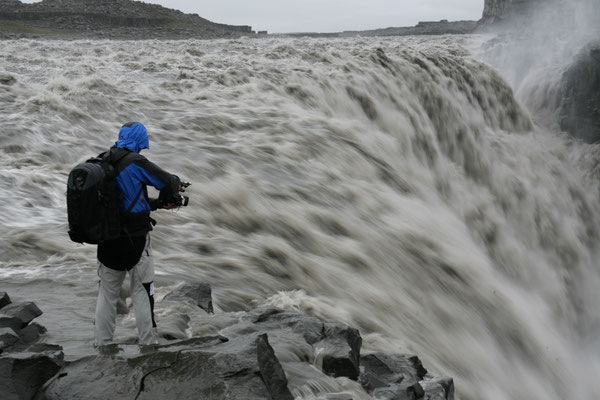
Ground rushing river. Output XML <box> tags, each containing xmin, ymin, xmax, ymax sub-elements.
<box><xmin>1</xmin><ymin>35</ymin><xmax>599</xmax><ymax>400</ymax></box>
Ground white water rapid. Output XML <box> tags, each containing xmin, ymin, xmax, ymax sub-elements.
<box><xmin>1</xmin><ymin>35</ymin><xmax>599</xmax><ymax>400</ymax></box>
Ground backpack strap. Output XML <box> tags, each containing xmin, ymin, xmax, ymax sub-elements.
<box><xmin>102</xmin><ymin>148</ymin><xmax>141</xmax><ymax>213</ymax></box>
<box><xmin>102</xmin><ymin>148</ymin><xmax>130</xmax><ymax>168</ymax></box>
<box><xmin>126</xmin><ymin>183</ymin><xmax>144</xmax><ymax>214</ymax></box>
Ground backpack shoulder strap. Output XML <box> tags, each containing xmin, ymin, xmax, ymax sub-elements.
<box><xmin>126</xmin><ymin>184</ymin><xmax>144</xmax><ymax>214</ymax></box>
<box><xmin>101</xmin><ymin>148</ymin><xmax>131</xmax><ymax>177</ymax></box>
<box><xmin>102</xmin><ymin>148</ymin><xmax>130</xmax><ymax>166</ymax></box>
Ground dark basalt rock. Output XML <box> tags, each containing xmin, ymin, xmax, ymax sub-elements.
<box><xmin>0</xmin><ymin>353</ymin><xmax>62</xmax><ymax>400</ymax></box>
<box><xmin>558</xmin><ymin>43</ymin><xmax>600</xmax><ymax>143</ymax></box>
<box><xmin>44</xmin><ymin>333</ymin><xmax>285</xmax><ymax>400</ymax></box>
<box><xmin>0</xmin><ymin>314</ymin><xmax>23</xmax><ymax>331</ymax></box>
<box><xmin>163</xmin><ymin>282</ymin><xmax>213</xmax><ymax>314</ymax></box>
<box><xmin>1</xmin><ymin>302</ymin><xmax>43</xmax><ymax>328</ymax></box>
<box><xmin>0</xmin><ymin>297</ymin><xmax>62</xmax><ymax>357</ymax></box>
<box><xmin>19</xmin><ymin>322</ymin><xmax>47</xmax><ymax>345</ymax></box>
<box><xmin>421</xmin><ymin>376</ymin><xmax>455</xmax><ymax>400</ymax></box>
<box><xmin>0</xmin><ymin>291</ymin><xmax>11</xmax><ymax>309</ymax></box>
<box><xmin>244</xmin><ymin>306</ymin><xmax>325</xmax><ymax>344</ymax></box>
<box><xmin>2</xmin><ymin>286</ymin><xmax>455</xmax><ymax>400</ymax></box>
<box><xmin>256</xmin><ymin>334</ymin><xmax>294</xmax><ymax>400</ymax></box>
<box><xmin>371</xmin><ymin>381</ymin><xmax>425</xmax><ymax>400</ymax></box>
<box><xmin>361</xmin><ymin>353</ymin><xmax>428</xmax><ymax>384</ymax></box>
<box><xmin>480</xmin><ymin>0</ymin><xmax>550</xmax><ymax>27</ymax></box>
<box><xmin>316</xmin><ymin>323</ymin><xmax>362</xmax><ymax>380</ymax></box>
<box><xmin>0</xmin><ymin>327</ymin><xmax>21</xmax><ymax>350</ymax></box>
<box><xmin>236</xmin><ymin>306</ymin><xmax>362</xmax><ymax>380</ymax></box>
<box><xmin>360</xmin><ymin>353</ymin><xmax>454</xmax><ymax>400</ymax></box>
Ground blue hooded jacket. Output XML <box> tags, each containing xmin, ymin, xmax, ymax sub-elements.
<box><xmin>115</xmin><ymin>122</ymin><xmax>149</xmax><ymax>153</ymax></box>
<box><xmin>109</xmin><ymin>123</ymin><xmax>180</xmax><ymax>216</ymax></box>
<box><xmin>99</xmin><ymin>122</ymin><xmax>180</xmax><ymax>270</ymax></box>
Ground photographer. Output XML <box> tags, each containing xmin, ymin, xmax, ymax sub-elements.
<box><xmin>94</xmin><ymin>122</ymin><xmax>184</xmax><ymax>346</ymax></box>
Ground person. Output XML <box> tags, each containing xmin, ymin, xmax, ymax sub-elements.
<box><xmin>94</xmin><ymin>122</ymin><xmax>181</xmax><ymax>346</ymax></box>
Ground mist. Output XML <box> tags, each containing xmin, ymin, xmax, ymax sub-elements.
<box><xmin>479</xmin><ymin>0</ymin><xmax>600</xmax><ymax>90</ymax></box>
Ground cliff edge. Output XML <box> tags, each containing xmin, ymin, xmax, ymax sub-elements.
<box><xmin>0</xmin><ymin>285</ymin><xmax>456</xmax><ymax>400</ymax></box>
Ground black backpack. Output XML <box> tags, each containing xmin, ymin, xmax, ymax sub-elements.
<box><xmin>67</xmin><ymin>151</ymin><xmax>126</xmax><ymax>244</ymax></box>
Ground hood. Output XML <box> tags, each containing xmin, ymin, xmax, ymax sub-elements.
<box><xmin>115</xmin><ymin>122</ymin><xmax>149</xmax><ymax>153</ymax></box>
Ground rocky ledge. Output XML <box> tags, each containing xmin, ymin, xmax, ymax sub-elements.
<box><xmin>557</xmin><ymin>42</ymin><xmax>600</xmax><ymax>143</ymax></box>
<box><xmin>0</xmin><ymin>291</ymin><xmax>65</xmax><ymax>400</ymax></box>
<box><xmin>0</xmin><ymin>284</ymin><xmax>455</xmax><ymax>400</ymax></box>
<box><xmin>0</xmin><ymin>0</ymin><xmax>254</xmax><ymax>39</ymax></box>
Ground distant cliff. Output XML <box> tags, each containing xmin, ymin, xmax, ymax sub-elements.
<box><xmin>0</xmin><ymin>0</ymin><xmax>254</xmax><ymax>39</ymax></box>
<box><xmin>480</xmin><ymin>0</ymin><xmax>560</xmax><ymax>26</ymax></box>
<box><xmin>285</xmin><ymin>20</ymin><xmax>477</xmax><ymax>39</ymax></box>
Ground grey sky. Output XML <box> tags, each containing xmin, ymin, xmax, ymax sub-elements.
<box><xmin>20</xmin><ymin>0</ymin><xmax>484</xmax><ymax>33</ymax></box>
<box><xmin>147</xmin><ymin>1</ymin><xmax>485</xmax><ymax>33</ymax></box>
<box><xmin>153</xmin><ymin>0</ymin><xmax>484</xmax><ymax>33</ymax></box>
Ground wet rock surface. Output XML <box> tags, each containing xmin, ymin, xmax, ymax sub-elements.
<box><xmin>558</xmin><ymin>43</ymin><xmax>600</xmax><ymax>143</ymax></box>
<box><xmin>0</xmin><ymin>295</ymin><xmax>64</xmax><ymax>400</ymax></box>
<box><xmin>0</xmin><ymin>291</ymin><xmax>11</xmax><ymax>308</ymax></box>
<box><xmin>2</xmin><ymin>285</ymin><xmax>454</xmax><ymax>399</ymax></box>
<box><xmin>1</xmin><ymin>302</ymin><xmax>43</xmax><ymax>328</ymax></box>
<box><xmin>163</xmin><ymin>282</ymin><xmax>214</xmax><ymax>314</ymax></box>
<box><xmin>480</xmin><ymin>0</ymin><xmax>550</xmax><ymax>27</ymax></box>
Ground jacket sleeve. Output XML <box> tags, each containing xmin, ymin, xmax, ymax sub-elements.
<box><xmin>131</xmin><ymin>156</ymin><xmax>181</xmax><ymax>196</ymax></box>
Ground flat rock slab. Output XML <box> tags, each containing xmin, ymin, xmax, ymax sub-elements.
<box><xmin>44</xmin><ymin>333</ymin><xmax>290</xmax><ymax>400</ymax></box>
<box><xmin>163</xmin><ymin>283</ymin><xmax>213</xmax><ymax>314</ymax></box>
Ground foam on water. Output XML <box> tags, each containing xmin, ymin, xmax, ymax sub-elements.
<box><xmin>1</xmin><ymin>36</ymin><xmax>599</xmax><ymax>400</ymax></box>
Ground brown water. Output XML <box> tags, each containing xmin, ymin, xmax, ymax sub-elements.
<box><xmin>1</xmin><ymin>35</ymin><xmax>599</xmax><ymax>400</ymax></box>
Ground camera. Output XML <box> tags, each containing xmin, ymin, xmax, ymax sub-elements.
<box><xmin>160</xmin><ymin>181</ymin><xmax>190</xmax><ymax>208</ymax></box>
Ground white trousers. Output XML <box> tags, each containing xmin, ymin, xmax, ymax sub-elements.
<box><xmin>94</xmin><ymin>234</ymin><xmax>157</xmax><ymax>346</ymax></box>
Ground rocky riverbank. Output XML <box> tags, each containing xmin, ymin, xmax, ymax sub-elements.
<box><xmin>0</xmin><ymin>284</ymin><xmax>455</xmax><ymax>399</ymax></box>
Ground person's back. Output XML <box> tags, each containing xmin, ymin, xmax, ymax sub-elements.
<box><xmin>94</xmin><ymin>122</ymin><xmax>181</xmax><ymax>346</ymax></box>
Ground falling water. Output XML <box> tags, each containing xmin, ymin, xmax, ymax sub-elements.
<box><xmin>1</xmin><ymin>35</ymin><xmax>599</xmax><ymax>399</ymax></box>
